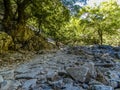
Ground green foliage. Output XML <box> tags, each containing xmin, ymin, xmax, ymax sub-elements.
<box><xmin>28</xmin><ymin>0</ymin><xmax>70</xmax><ymax>40</ymax></box>
<box><xmin>1</xmin><ymin>0</ymin><xmax>120</xmax><ymax>48</ymax></box>
<box><xmin>59</xmin><ymin>0</ymin><xmax>120</xmax><ymax>45</ymax></box>
<box><xmin>79</xmin><ymin>0</ymin><xmax>120</xmax><ymax>45</ymax></box>
<box><xmin>0</xmin><ymin>32</ymin><xmax>13</xmax><ymax>53</ymax></box>
<box><xmin>0</xmin><ymin>0</ymin><xmax>70</xmax><ymax>50</ymax></box>
<box><xmin>1</xmin><ymin>0</ymin><xmax>70</xmax><ymax>39</ymax></box>
<box><xmin>57</xmin><ymin>16</ymin><xmax>81</xmax><ymax>44</ymax></box>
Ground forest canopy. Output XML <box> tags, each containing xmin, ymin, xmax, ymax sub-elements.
<box><xmin>0</xmin><ymin>0</ymin><xmax>120</xmax><ymax>52</ymax></box>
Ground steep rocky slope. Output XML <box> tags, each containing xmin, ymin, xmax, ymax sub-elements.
<box><xmin>0</xmin><ymin>45</ymin><xmax>120</xmax><ymax>90</ymax></box>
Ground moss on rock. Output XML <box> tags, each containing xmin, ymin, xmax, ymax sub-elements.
<box><xmin>11</xmin><ymin>27</ymin><xmax>56</xmax><ymax>51</ymax></box>
<box><xmin>0</xmin><ymin>32</ymin><xmax>13</xmax><ymax>53</ymax></box>
<box><xmin>11</xmin><ymin>25</ymin><xmax>35</xmax><ymax>42</ymax></box>
<box><xmin>23</xmin><ymin>35</ymin><xmax>57</xmax><ymax>51</ymax></box>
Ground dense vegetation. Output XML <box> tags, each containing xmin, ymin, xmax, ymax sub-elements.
<box><xmin>62</xmin><ymin>0</ymin><xmax>120</xmax><ymax>45</ymax></box>
<box><xmin>0</xmin><ymin>0</ymin><xmax>120</xmax><ymax>52</ymax></box>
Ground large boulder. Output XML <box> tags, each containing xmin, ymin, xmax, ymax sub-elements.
<box><xmin>11</xmin><ymin>26</ymin><xmax>56</xmax><ymax>50</ymax></box>
<box><xmin>66</xmin><ymin>66</ymin><xmax>90</xmax><ymax>83</ymax></box>
<box><xmin>11</xmin><ymin>26</ymin><xmax>34</xmax><ymax>42</ymax></box>
<box><xmin>23</xmin><ymin>35</ymin><xmax>56</xmax><ymax>51</ymax></box>
<box><xmin>0</xmin><ymin>32</ymin><xmax>13</xmax><ymax>53</ymax></box>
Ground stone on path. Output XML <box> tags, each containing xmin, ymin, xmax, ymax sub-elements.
<box><xmin>91</xmin><ymin>85</ymin><xmax>113</xmax><ymax>90</ymax></box>
<box><xmin>106</xmin><ymin>71</ymin><xmax>120</xmax><ymax>88</ymax></box>
<box><xmin>66</xmin><ymin>66</ymin><xmax>90</xmax><ymax>82</ymax></box>
<box><xmin>15</xmin><ymin>72</ymin><xmax>38</xmax><ymax>79</ymax></box>
<box><xmin>0</xmin><ymin>75</ymin><xmax>4</xmax><ymax>83</ymax></box>
<box><xmin>84</xmin><ymin>62</ymin><xmax>96</xmax><ymax>78</ymax></box>
<box><xmin>96</xmin><ymin>69</ymin><xmax>108</xmax><ymax>85</ymax></box>
<box><xmin>89</xmin><ymin>79</ymin><xmax>103</xmax><ymax>85</ymax></box>
<box><xmin>22</xmin><ymin>79</ymin><xmax>37</xmax><ymax>90</ymax></box>
<box><xmin>109</xmin><ymin>79</ymin><xmax>118</xmax><ymax>88</ymax></box>
<box><xmin>0</xmin><ymin>80</ymin><xmax>21</xmax><ymax>90</ymax></box>
<box><xmin>63</xmin><ymin>83</ymin><xmax>83</xmax><ymax>90</ymax></box>
<box><xmin>15</xmin><ymin>68</ymin><xmax>41</xmax><ymax>79</ymax></box>
<box><xmin>0</xmin><ymin>70</ymin><xmax>14</xmax><ymax>79</ymax></box>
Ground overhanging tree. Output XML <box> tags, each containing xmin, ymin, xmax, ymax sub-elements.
<box><xmin>30</xmin><ymin>0</ymin><xmax>70</xmax><ymax>41</ymax></box>
<box><xmin>1</xmin><ymin>0</ymin><xmax>69</xmax><ymax>42</ymax></box>
<box><xmin>2</xmin><ymin>0</ymin><xmax>31</xmax><ymax>33</ymax></box>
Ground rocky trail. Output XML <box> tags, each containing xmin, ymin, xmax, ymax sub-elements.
<box><xmin>0</xmin><ymin>45</ymin><xmax>120</xmax><ymax>90</ymax></box>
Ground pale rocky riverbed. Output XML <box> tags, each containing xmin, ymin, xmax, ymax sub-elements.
<box><xmin>0</xmin><ymin>45</ymin><xmax>120</xmax><ymax>90</ymax></box>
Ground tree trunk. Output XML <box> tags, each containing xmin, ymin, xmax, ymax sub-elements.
<box><xmin>2</xmin><ymin>0</ymin><xmax>31</xmax><ymax>33</ymax></box>
<box><xmin>16</xmin><ymin>0</ymin><xmax>31</xmax><ymax>25</ymax></box>
<box><xmin>2</xmin><ymin>0</ymin><xmax>13</xmax><ymax>34</ymax></box>
<box><xmin>17</xmin><ymin>4</ymin><xmax>26</xmax><ymax>25</ymax></box>
<box><xmin>98</xmin><ymin>29</ymin><xmax>103</xmax><ymax>45</ymax></box>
